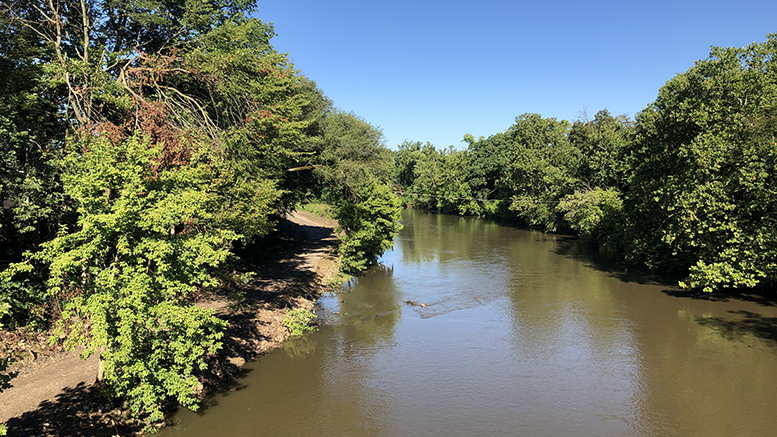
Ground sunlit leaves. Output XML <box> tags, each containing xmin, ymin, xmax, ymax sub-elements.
<box><xmin>626</xmin><ymin>35</ymin><xmax>777</xmax><ymax>290</ymax></box>
<box><xmin>333</xmin><ymin>182</ymin><xmax>402</xmax><ymax>273</ymax></box>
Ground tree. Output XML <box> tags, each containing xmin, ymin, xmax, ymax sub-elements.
<box><xmin>0</xmin><ymin>12</ymin><xmax>72</xmax><ymax>265</ymax></box>
<box><xmin>333</xmin><ymin>182</ymin><xmax>402</xmax><ymax>273</ymax></box>
<box><xmin>2</xmin><ymin>132</ymin><xmax>244</xmax><ymax>417</ymax></box>
<box><xmin>505</xmin><ymin>113</ymin><xmax>577</xmax><ymax>231</ymax></box>
<box><xmin>315</xmin><ymin>110</ymin><xmax>393</xmax><ymax>189</ymax></box>
<box><xmin>464</xmin><ymin>132</ymin><xmax>514</xmax><ymax>218</ymax></box>
<box><xmin>625</xmin><ymin>35</ymin><xmax>777</xmax><ymax>291</ymax></box>
<box><xmin>392</xmin><ymin>140</ymin><xmax>424</xmax><ymax>193</ymax></box>
<box><xmin>0</xmin><ymin>0</ymin><xmax>261</xmax><ymax>129</ymax></box>
<box><xmin>552</xmin><ymin>110</ymin><xmax>633</xmax><ymax>246</ymax></box>
<box><xmin>402</xmin><ymin>142</ymin><xmax>444</xmax><ymax>210</ymax></box>
<box><xmin>568</xmin><ymin>109</ymin><xmax>632</xmax><ymax>191</ymax></box>
<box><xmin>313</xmin><ymin>111</ymin><xmax>401</xmax><ymax>272</ymax></box>
<box><xmin>0</xmin><ymin>0</ymin><xmax>320</xmax><ymax>418</ymax></box>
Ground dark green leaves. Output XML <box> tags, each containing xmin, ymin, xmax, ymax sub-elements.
<box><xmin>626</xmin><ymin>35</ymin><xmax>777</xmax><ymax>291</ymax></box>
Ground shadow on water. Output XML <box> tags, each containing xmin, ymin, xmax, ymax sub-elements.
<box><xmin>661</xmin><ymin>287</ymin><xmax>777</xmax><ymax>307</ymax></box>
<box><xmin>552</xmin><ymin>236</ymin><xmax>677</xmax><ymax>286</ymax></box>
<box><xmin>696</xmin><ymin>310</ymin><xmax>777</xmax><ymax>346</ymax></box>
<box><xmin>553</xmin><ymin>235</ymin><xmax>777</xmax><ymax>307</ymax></box>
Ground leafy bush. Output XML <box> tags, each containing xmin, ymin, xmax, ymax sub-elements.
<box><xmin>557</xmin><ymin>188</ymin><xmax>624</xmax><ymax>244</ymax></box>
<box><xmin>4</xmin><ymin>133</ymin><xmax>234</xmax><ymax>418</ymax></box>
<box><xmin>282</xmin><ymin>309</ymin><xmax>317</xmax><ymax>336</ymax></box>
<box><xmin>332</xmin><ymin>182</ymin><xmax>402</xmax><ymax>273</ymax></box>
<box><xmin>0</xmin><ymin>354</ymin><xmax>17</xmax><ymax>436</ymax></box>
<box><xmin>0</xmin><ymin>267</ymin><xmax>49</xmax><ymax>330</ymax></box>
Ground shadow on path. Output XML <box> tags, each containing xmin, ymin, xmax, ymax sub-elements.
<box><xmin>3</xmin><ymin>213</ymin><xmax>338</xmax><ymax>436</ymax></box>
<box><xmin>5</xmin><ymin>383</ymin><xmax>135</xmax><ymax>437</ymax></box>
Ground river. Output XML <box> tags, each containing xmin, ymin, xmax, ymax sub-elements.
<box><xmin>160</xmin><ymin>209</ymin><xmax>777</xmax><ymax>436</ymax></box>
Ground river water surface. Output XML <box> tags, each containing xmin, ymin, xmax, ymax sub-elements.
<box><xmin>161</xmin><ymin>210</ymin><xmax>777</xmax><ymax>436</ymax></box>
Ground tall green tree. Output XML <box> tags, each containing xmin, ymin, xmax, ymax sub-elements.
<box><xmin>392</xmin><ymin>140</ymin><xmax>424</xmax><ymax>193</ymax></box>
<box><xmin>568</xmin><ymin>109</ymin><xmax>632</xmax><ymax>190</ymax></box>
<box><xmin>0</xmin><ymin>13</ymin><xmax>71</xmax><ymax>264</ymax></box>
<box><xmin>0</xmin><ymin>0</ymin><xmax>324</xmax><ymax>418</ymax></box>
<box><xmin>401</xmin><ymin>142</ymin><xmax>444</xmax><ymax>210</ymax></box>
<box><xmin>556</xmin><ymin>110</ymin><xmax>633</xmax><ymax>244</ymax></box>
<box><xmin>313</xmin><ymin>111</ymin><xmax>401</xmax><ymax>273</ymax></box>
<box><xmin>408</xmin><ymin>146</ymin><xmax>478</xmax><ymax>215</ymax></box>
<box><xmin>505</xmin><ymin>113</ymin><xmax>577</xmax><ymax>231</ymax></box>
<box><xmin>463</xmin><ymin>132</ymin><xmax>514</xmax><ymax>218</ymax></box>
<box><xmin>625</xmin><ymin>36</ymin><xmax>777</xmax><ymax>291</ymax></box>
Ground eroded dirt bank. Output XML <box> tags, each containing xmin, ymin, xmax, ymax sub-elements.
<box><xmin>0</xmin><ymin>211</ymin><xmax>339</xmax><ymax>436</ymax></box>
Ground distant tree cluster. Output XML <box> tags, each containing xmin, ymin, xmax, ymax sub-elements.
<box><xmin>393</xmin><ymin>35</ymin><xmax>777</xmax><ymax>294</ymax></box>
<box><xmin>0</xmin><ymin>0</ymin><xmax>400</xmax><ymax>420</ymax></box>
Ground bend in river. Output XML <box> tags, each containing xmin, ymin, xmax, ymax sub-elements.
<box><xmin>161</xmin><ymin>209</ymin><xmax>777</xmax><ymax>437</ymax></box>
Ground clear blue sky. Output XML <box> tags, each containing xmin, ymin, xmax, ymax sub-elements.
<box><xmin>254</xmin><ymin>0</ymin><xmax>777</xmax><ymax>150</ymax></box>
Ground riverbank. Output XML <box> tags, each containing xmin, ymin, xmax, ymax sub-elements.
<box><xmin>155</xmin><ymin>209</ymin><xmax>777</xmax><ymax>437</ymax></box>
<box><xmin>0</xmin><ymin>211</ymin><xmax>340</xmax><ymax>436</ymax></box>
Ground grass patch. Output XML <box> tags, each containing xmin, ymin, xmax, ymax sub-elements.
<box><xmin>299</xmin><ymin>202</ymin><xmax>334</xmax><ymax>219</ymax></box>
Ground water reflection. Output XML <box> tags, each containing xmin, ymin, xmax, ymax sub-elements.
<box><xmin>696</xmin><ymin>310</ymin><xmax>777</xmax><ymax>346</ymax></box>
<box><xmin>161</xmin><ymin>209</ymin><xmax>777</xmax><ymax>437</ymax></box>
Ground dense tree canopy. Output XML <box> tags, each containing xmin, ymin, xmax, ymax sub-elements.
<box><xmin>394</xmin><ymin>34</ymin><xmax>777</xmax><ymax>294</ymax></box>
<box><xmin>314</xmin><ymin>111</ymin><xmax>401</xmax><ymax>273</ymax></box>
<box><xmin>625</xmin><ymin>36</ymin><xmax>777</xmax><ymax>291</ymax></box>
<box><xmin>0</xmin><ymin>0</ymin><xmax>402</xmax><ymax>420</ymax></box>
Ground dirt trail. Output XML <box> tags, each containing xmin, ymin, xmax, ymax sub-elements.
<box><xmin>0</xmin><ymin>211</ymin><xmax>339</xmax><ymax>435</ymax></box>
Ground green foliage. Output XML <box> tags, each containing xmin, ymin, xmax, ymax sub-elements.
<box><xmin>309</xmin><ymin>110</ymin><xmax>402</xmax><ymax>273</ymax></box>
<box><xmin>325</xmin><ymin>271</ymin><xmax>352</xmax><ymax>290</ymax></box>
<box><xmin>568</xmin><ymin>109</ymin><xmax>633</xmax><ymax>190</ymax></box>
<box><xmin>465</xmin><ymin>132</ymin><xmax>514</xmax><ymax>211</ymax></box>
<box><xmin>0</xmin><ymin>267</ymin><xmax>47</xmax><ymax>329</ymax></box>
<box><xmin>315</xmin><ymin>111</ymin><xmax>394</xmax><ymax>189</ymax></box>
<box><xmin>0</xmin><ymin>107</ymin><xmax>63</xmax><ymax>329</ymax></box>
<box><xmin>402</xmin><ymin>145</ymin><xmax>479</xmax><ymax>215</ymax></box>
<box><xmin>300</xmin><ymin>202</ymin><xmax>334</xmax><ymax>219</ymax></box>
<box><xmin>0</xmin><ymin>354</ymin><xmax>16</xmax><ymax>435</ymax></box>
<box><xmin>626</xmin><ymin>35</ymin><xmax>777</xmax><ymax>291</ymax></box>
<box><xmin>0</xmin><ymin>354</ymin><xmax>17</xmax><ymax>393</ymax></box>
<box><xmin>281</xmin><ymin>308</ymin><xmax>317</xmax><ymax>336</ymax></box>
<box><xmin>333</xmin><ymin>182</ymin><xmax>403</xmax><ymax>273</ymax></box>
<box><xmin>392</xmin><ymin>140</ymin><xmax>425</xmax><ymax>192</ymax></box>
<box><xmin>4</xmin><ymin>133</ymin><xmax>238</xmax><ymax>417</ymax></box>
<box><xmin>397</xmin><ymin>142</ymin><xmax>441</xmax><ymax>209</ymax></box>
<box><xmin>505</xmin><ymin>114</ymin><xmax>578</xmax><ymax>231</ymax></box>
<box><xmin>557</xmin><ymin>188</ymin><xmax>624</xmax><ymax>244</ymax></box>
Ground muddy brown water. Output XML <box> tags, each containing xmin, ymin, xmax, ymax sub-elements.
<box><xmin>160</xmin><ymin>210</ymin><xmax>777</xmax><ymax>437</ymax></box>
